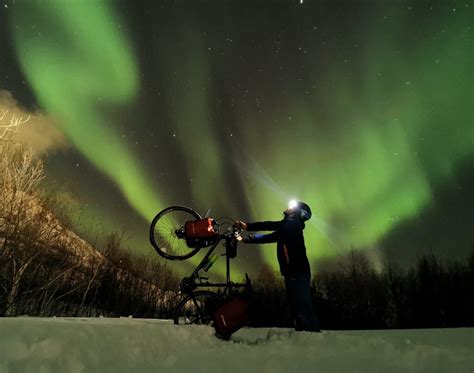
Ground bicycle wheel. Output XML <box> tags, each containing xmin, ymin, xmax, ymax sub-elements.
<box><xmin>150</xmin><ymin>206</ymin><xmax>203</xmax><ymax>260</ymax></box>
<box><xmin>174</xmin><ymin>291</ymin><xmax>223</xmax><ymax>325</ymax></box>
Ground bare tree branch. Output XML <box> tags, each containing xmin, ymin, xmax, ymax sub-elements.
<box><xmin>0</xmin><ymin>107</ymin><xmax>31</xmax><ymax>141</ymax></box>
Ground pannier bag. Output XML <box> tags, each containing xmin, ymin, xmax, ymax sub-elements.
<box><xmin>185</xmin><ymin>218</ymin><xmax>218</xmax><ymax>238</ymax></box>
<box><xmin>212</xmin><ymin>295</ymin><xmax>251</xmax><ymax>340</ymax></box>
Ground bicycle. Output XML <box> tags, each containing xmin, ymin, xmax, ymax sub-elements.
<box><xmin>149</xmin><ymin>206</ymin><xmax>252</xmax><ymax>326</ymax></box>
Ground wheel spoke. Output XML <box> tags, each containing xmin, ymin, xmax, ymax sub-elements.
<box><xmin>150</xmin><ymin>206</ymin><xmax>202</xmax><ymax>259</ymax></box>
<box><xmin>175</xmin><ymin>292</ymin><xmax>222</xmax><ymax>326</ymax></box>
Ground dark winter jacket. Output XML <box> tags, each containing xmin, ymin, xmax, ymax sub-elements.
<box><xmin>245</xmin><ymin>217</ymin><xmax>310</xmax><ymax>277</ymax></box>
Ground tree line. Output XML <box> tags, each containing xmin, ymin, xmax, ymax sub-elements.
<box><xmin>250</xmin><ymin>249</ymin><xmax>474</xmax><ymax>329</ymax></box>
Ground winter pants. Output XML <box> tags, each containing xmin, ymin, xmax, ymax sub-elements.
<box><xmin>284</xmin><ymin>272</ymin><xmax>320</xmax><ymax>332</ymax></box>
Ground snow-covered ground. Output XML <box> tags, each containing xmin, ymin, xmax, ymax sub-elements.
<box><xmin>0</xmin><ymin>317</ymin><xmax>472</xmax><ymax>373</ymax></box>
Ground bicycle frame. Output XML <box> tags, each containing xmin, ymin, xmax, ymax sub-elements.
<box><xmin>179</xmin><ymin>231</ymin><xmax>251</xmax><ymax>294</ymax></box>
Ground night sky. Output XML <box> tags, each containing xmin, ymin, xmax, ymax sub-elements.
<box><xmin>0</xmin><ymin>0</ymin><xmax>472</xmax><ymax>279</ymax></box>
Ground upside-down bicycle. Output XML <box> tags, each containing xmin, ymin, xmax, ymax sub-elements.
<box><xmin>149</xmin><ymin>206</ymin><xmax>252</xmax><ymax>325</ymax></box>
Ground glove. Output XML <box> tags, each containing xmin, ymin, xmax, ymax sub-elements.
<box><xmin>243</xmin><ymin>235</ymin><xmax>254</xmax><ymax>244</ymax></box>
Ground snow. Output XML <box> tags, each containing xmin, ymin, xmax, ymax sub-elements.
<box><xmin>0</xmin><ymin>317</ymin><xmax>472</xmax><ymax>373</ymax></box>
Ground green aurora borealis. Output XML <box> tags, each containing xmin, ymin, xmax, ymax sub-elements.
<box><xmin>9</xmin><ymin>1</ymin><xmax>165</xmax><ymax>221</ymax></box>
<box><xmin>2</xmin><ymin>1</ymin><xmax>472</xmax><ymax>278</ymax></box>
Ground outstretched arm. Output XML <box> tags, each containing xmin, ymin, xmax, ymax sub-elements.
<box><xmin>246</xmin><ymin>221</ymin><xmax>283</xmax><ymax>231</ymax></box>
<box><xmin>244</xmin><ymin>231</ymin><xmax>279</xmax><ymax>244</ymax></box>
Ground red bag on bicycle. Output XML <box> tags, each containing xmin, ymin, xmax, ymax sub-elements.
<box><xmin>185</xmin><ymin>218</ymin><xmax>217</xmax><ymax>238</ymax></box>
<box><xmin>212</xmin><ymin>295</ymin><xmax>251</xmax><ymax>340</ymax></box>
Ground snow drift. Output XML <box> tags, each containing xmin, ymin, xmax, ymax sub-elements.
<box><xmin>0</xmin><ymin>317</ymin><xmax>472</xmax><ymax>372</ymax></box>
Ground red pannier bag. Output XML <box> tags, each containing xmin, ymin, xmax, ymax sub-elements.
<box><xmin>212</xmin><ymin>295</ymin><xmax>251</xmax><ymax>340</ymax></box>
<box><xmin>185</xmin><ymin>218</ymin><xmax>217</xmax><ymax>238</ymax></box>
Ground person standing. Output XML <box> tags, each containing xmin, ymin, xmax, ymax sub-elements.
<box><xmin>235</xmin><ymin>201</ymin><xmax>320</xmax><ymax>332</ymax></box>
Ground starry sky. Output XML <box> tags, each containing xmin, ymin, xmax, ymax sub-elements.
<box><xmin>0</xmin><ymin>0</ymin><xmax>472</xmax><ymax>279</ymax></box>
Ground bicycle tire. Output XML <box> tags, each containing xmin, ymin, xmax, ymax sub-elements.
<box><xmin>174</xmin><ymin>291</ymin><xmax>223</xmax><ymax>325</ymax></box>
<box><xmin>149</xmin><ymin>206</ymin><xmax>202</xmax><ymax>260</ymax></box>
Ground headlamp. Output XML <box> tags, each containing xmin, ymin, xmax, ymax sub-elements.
<box><xmin>288</xmin><ymin>200</ymin><xmax>298</xmax><ymax>209</ymax></box>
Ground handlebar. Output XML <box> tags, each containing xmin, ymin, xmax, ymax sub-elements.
<box><xmin>218</xmin><ymin>223</ymin><xmax>243</xmax><ymax>237</ymax></box>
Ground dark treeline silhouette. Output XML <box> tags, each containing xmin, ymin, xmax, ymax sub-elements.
<box><xmin>0</xmin><ymin>230</ymin><xmax>181</xmax><ymax>318</ymax></box>
<box><xmin>2</xmin><ymin>221</ymin><xmax>473</xmax><ymax>328</ymax></box>
<box><xmin>250</xmin><ymin>249</ymin><xmax>474</xmax><ymax>329</ymax></box>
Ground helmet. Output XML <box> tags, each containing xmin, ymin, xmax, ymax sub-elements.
<box><xmin>286</xmin><ymin>200</ymin><xmax>312</xmax><ymax>221</ymax></box>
